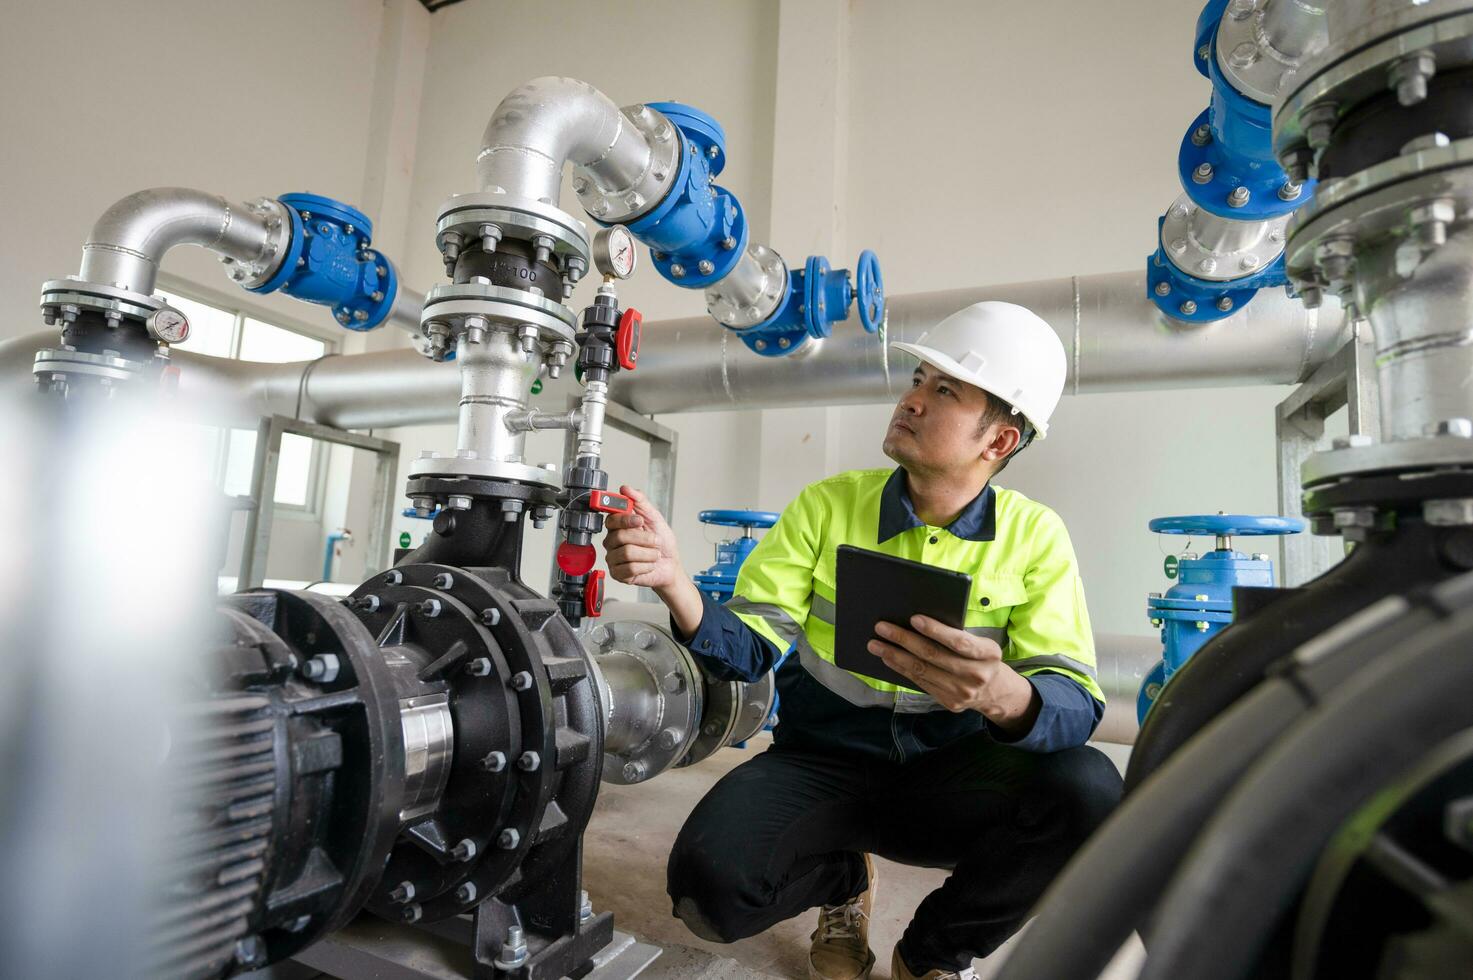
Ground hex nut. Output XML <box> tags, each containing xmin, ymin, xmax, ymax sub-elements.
<box><xmin>451</xmin><ymin>838</ymin><xmax>477</xmax><ymax>862</ymax></box>
<box><xmin>517</xmin><ymin>751</ymin><xmax>541</xmax><ymax>771</ymax></box>
<box><xmin>498</xmin><ymin>828</ymin><xmax>521</xmax><ymax>850</ymax></box>
<box><xmin>510</xmin><ymin>671</ymin><xmax>534</xmax><ymax>691</ymax></box>
<box><xmin>466</xmin><ymin>658</ymin><xmax>493</xmax><ymax>677</ymax></box>
<box><xmin>482</xmin><ymin>750</ymin><xmax>507</xmax><ymax>772</ymax></box>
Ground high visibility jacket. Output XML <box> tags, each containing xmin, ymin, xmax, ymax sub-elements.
<box><xmin>700</xmin><ymin>467</ymin><xmax>1103</xmax><ymax>758</ymax></box>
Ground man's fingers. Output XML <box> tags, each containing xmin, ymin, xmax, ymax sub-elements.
<box><xmin>607</xmin><ymin>543</ymin><xmax>661</xmax><ymax>566</ymax></box>
<box><xmin>869</xmin><ymin>640</ymin><xmax>960</xmax><ymax>701</ymax></box>
<box><xmin>604</xmin><ymin>526</ymin><xmax>660</xmax><ymax>549</ymax></box>
<box><xmin>604</xmin><ymin>511</ymin><xmax>645</xmax><ymax>531</ymax></box>
<box><xmin>620</xmin><ymin>485</ymin><xmax>667</xmax><ymax>530</ymax></box>
<box><xmin>874</xmin><ymin>621</ymin><xmax>975</xmax><ymax>673</ymax></box>
<box><xmin>907</xmin><ymin>615</ymin><xmax>999</xmax><ymax>662</ymax></box>
<box><xmin>609</xmin><ymin>560</ymin><xmax>662</xmax><ymax>585</ymax></box>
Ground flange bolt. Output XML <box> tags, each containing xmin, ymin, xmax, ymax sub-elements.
<box><xmin>451</xmin><ymin>838</ymin><xmax>477</xmax><ymax>862</ymax></box>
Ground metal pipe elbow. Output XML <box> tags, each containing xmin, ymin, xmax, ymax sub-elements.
<box><xmin>79</xmin><ymin>187</ymin><xmax>285</xmax><ymax>295</ymax></box>
<box><xmin>475</xmin><ymin>76</ymin><xmax>656</xmax><ymax>205</ymax></box>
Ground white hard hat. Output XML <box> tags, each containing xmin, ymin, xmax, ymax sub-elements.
<box><xmin>891</xmin><ymin>301</ymin><xmax>1067</xmax><ymax>439</ymax></box>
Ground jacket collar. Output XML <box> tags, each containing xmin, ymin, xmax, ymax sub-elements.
<box><xmin>877</xmin><ymin>467</ymin><xmax>997</xmax><ymax>544</ymax></box>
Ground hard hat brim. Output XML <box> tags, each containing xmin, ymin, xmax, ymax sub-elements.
<box><xmin>891</xmin><ymin>342</ymin><xmax>1050</xmax><ymax>438</ymax></box>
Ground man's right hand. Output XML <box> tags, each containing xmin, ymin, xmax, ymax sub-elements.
<box><xmin>602</xmin><ymin>485</ymin><xmax>705</xmax><ymax>637</ymax></box>
<box><xmin>603</xmin><ymin>485</ymin><xmax>684</xmax><ymax>590</ymax></box>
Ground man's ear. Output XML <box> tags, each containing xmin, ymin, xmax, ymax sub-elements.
<box><xmin>981</xmin><ymin>423</ymin><xmax>1022</xmax><ymax>462</ymax></box>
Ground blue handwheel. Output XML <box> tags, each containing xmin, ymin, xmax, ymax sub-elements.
<box><xmin>699</xmin><ymin>509</ymin><xmax>780</xmax><ymax>529</ymax></box>
<box><xmin>856</xmin><ymin>249</ymin><xmax>884</xmax><ymax>333</ymax></box>
<box><xmin>1148</xmin><ymin>514</ymin><xmax>1304</xmax><ymax>536</ymax></box>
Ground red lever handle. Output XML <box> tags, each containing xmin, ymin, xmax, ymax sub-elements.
<box><xmin>584</xmin><ymin>569</ymin><xmax>605</xmax><ymax>617</ymax></box>
<box><xmin>589</xmin><ymin>491</ymin><xmax>632</xmax><ymax>515</ymax></box>
<box><xmin>616</xmin><ymin>308</ymin><xmax>641</xmax><ymax>371</ymax></box>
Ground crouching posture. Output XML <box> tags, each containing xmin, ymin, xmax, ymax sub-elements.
<box><xmin>603</xmin><ymin>303</ymin><xmax>1123</xmax><ymax>979</ymax></box>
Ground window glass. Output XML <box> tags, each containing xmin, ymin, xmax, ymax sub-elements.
<box><xmin>222</xmin><ymin>429</ymin><xmax>257</xmax><ymax>498</ymax></box>
<box><xmin>161</xmin><ymin>293</ymin><xmax>236</xmax><ymax>358</ymax></box>
<box><xmin>274</xmin><ymin>433</ymin><xmax>314</xmax><ymax>506</ymax></box>
<box><xmin>239</xmin><ymin>318</ymin><xmax>326</xmax><ymax>363</ymax></box>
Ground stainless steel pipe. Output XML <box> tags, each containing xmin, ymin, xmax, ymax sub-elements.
<box><xmin>0</xmin><ymin>271</ymin><xmax>1346</xmax><ymax>428</ymax></box>
<box><xmin>79</xmin><ymin>188</ymin><xmax>284</xmax><ymax>297</ymax></box>
<box><xmin>608</xmin><ymin>270</ymin><xmax>1349</xmax><ymax>415</ymax></box>
<box><xmin>476</xmin><ymin>76</ymin><xmax>660</xmax><ymax>206</ymax></box>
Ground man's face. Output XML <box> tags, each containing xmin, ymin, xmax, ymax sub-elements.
<box><xmin>882</xmin><ymin>363</ymin><xmax>1015</xmax><ymax>475</ymax></box>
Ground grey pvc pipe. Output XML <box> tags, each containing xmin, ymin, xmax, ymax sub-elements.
<box><xmin>0</xmin><ymin>273</ymin><xmax>1347</xmax><ymax>430</ymax></box>
<box><xmin>78</xmin><ymin>188</ymin><xmax>281</xmax><ymax>297</ymax></box>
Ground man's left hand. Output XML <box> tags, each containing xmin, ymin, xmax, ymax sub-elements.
<box><xmin>869</xmin><ymin>616</ymin><xmax>1040</xmax><ymax>735</ymax></box>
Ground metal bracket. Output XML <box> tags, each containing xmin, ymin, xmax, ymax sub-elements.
<box><xmin>237</xmin><ymin>414</ymin><xmax>400</xmax><ymax>589</ymax></box>
<box><xmin>1273</xmin><ymin>328</ymin><xmax>1379</xmax><ymax>585</ymax></box>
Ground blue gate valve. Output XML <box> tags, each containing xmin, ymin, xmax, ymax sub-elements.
<box><xmin>1137</xmin><ymin>513</ymin><xmax>1303</xmax><ymax>722</ymax></box>
<box><xmin>692</xmin><ymin>509</ymin><xmax>780</xmax><ymax>603</ymax></box>
<box><xmin>738</xmin><ymin>248</ymin><xmax>885</xmax><ymax>356</ymax></box>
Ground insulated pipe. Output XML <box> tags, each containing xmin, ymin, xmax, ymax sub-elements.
<box><xmin>608</xmin><ymin>271</ymin><xmax>1349</xmax><ymax>415</ymax></box>
<box><xmin>0</xmin><ymin>272</ymin><xmax>1347</xmax><ymax>428</ymax></box>
<box><xmin>476</xmin><ymin>77</ymin><xmax>657</xmax><ymax>206</ymax></box>
<box><xmin>79</xmin><ymin>188</ymin><xmax>284</xmax><ymax>297</ymax></box>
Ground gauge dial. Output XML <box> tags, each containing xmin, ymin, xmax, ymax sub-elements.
<box><xmin>593</xmin><ymin>226</ymin><xmax>639</xmax><ymax>280</ymax></box>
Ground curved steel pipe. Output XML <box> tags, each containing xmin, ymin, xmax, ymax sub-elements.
<box><xmin>0</xmin><ymin>273</ymin><xmax>1347</xmax><ymax>429</ymax></box>
<box><xmin>476</xmin><ymin>76</ymin><xmax>657</xmax><ymax>206</ymax></box>
<box><xmin>78</xmin><ymin>188</ymin><xmax>283</xmax><ymax>296</ymax></box>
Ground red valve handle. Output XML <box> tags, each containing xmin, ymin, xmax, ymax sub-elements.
<box><xmin>616</xmin><ymin>308</ymin><xmax>641</xmax><ymax>371</ymax></box>
<box><xmin>589</xmin><ymin>491</ymin><xmax>632</xmax><ymax>515</ymax></box>
<box><xmin>584</xmin><ymin>569</ymin><xmax>605</xmax><ymax>617</ymax></box>
<box><xmin>556</xmin><ymin>541</ymin><xmax>597</xmax><ymax>576</ymax></box>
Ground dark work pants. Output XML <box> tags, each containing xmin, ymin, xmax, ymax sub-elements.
<box><xmin>666</xmin><ymin>733</ymin><xmax>1122</xmax><ymax>972</ymax></box>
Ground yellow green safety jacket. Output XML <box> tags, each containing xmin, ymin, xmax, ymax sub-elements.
<box><xmin>678</xmin><ymin>467</ymin><xmax>1104</xmax><ymax>759</ymax></box>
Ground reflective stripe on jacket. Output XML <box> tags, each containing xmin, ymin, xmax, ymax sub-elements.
<box><xmin>727</xmin><ymin>468</ymin><xmax>1104</xmax><ymax>714</ymax></box>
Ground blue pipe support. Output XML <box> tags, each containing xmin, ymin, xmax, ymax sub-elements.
<box><xmin>1136</xmin><ymin>513</ymin><xmax>1303</xmax><ymax>722</ymax></box>
<box><xmin>249</xmin><ymin>192</ymin><xmax>400</xmax><ymax>331</ymax></box>
<box><xmin>1146</xmin><ymin>0</ymin><xmax>1316</xmax><ymax>323</ymax></box>
<box><xmin>614</xmin><ymin>101</ymin><xmax>885</xmax><ymax>356</ymax></box>
<box><xmin>322</xmin><ymin>530</ymin><xmax>351</xmax><ymax>582</ymax></box>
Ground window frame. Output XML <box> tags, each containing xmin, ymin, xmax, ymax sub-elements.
<box><xmin>155</xmin><ymin>274</ymin><xmax>340</xmax><ymax>520</ymax></box>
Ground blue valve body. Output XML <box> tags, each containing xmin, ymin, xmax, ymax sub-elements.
<box><xmin>1146</xmin><ymin>0</ymin><xmax>1316</xmax><ymax>323</ymax></box>
<box><xmin>1137</xmin><ymin>514</ymin><xmax>1303</xmax><ymax>722</ymax></box>
<box><xmin>250</xmin><ymin>192</ymin><xmax>399</xmax><ymax>331</ymax></box>
<box><xmin>620</xmin><ymin>102</ymin><xmax>749</xmax><ymax>290</ymax></box>
<box><xmin>613</xmin><ymin>102</ymin><xmax>885</xmax><ymax>356</ymax></box>
<box><xmin>692</xmin><ymin>509</ymin><xmax>778</xmax><ymax>603</ymax></box>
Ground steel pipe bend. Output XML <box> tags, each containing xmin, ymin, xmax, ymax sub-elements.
<box><xmin>476</xmin><ymin>76</ymin><xmax>655</xmax><ymax>206</ymax></box>
<box><xmin>78</xmin><ymin>187</ymin><xmax>283</xmax><ymax>296</ymax></box>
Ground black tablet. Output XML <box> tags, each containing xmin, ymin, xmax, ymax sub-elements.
<box><xmin>834</xmin><ymin>544</ymin><xmax>972</xmax><ymax>691</ymax></box>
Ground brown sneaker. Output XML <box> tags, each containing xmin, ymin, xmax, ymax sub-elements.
<box><xmin>890</xmin><ymin>947</ymin><xmax>976</xmax><ymax>980</ymax></box>
<box><xmin>807</xmin><ymin>853</ymin><xmax>877</xmax><ymax>980</ymax></box>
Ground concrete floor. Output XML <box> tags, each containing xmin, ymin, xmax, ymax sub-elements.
<box><xmin>583</xmin><ymin>734</ymin><xmax>1141</xmax><ymax>980</ymax></box>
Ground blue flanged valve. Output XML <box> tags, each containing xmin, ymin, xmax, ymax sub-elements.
<box><xmin>737</xmin><ymin>248</ymin><xmax>886</xmax><ymax>357</ymax></box>
<box><xmin>692</xmin><ymin>509</ymin><xmax>780</xmax><ymax>603</ymax></box>
<box><xmin>249</xmin><ymin>192</ymin><xmax>400</xmax><ymax>331</ymax></box>
<box><xmin>1137</xmin><ymin>513</ymin><xmax>1303</xmax><ymax>722</ymax></box>
<box><xmin>619</xmin><ymin>102</ymin><xmax>749</xmax><ymax>290</ymax></box>
<box><xmin>1146</xmin><ymin>0</ymin><xmax>1316</xmax><ymax>323</ymax></box>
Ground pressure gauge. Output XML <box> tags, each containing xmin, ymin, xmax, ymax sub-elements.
<box><xmin>592</xmin><ymin>226</ymin><xmax>638</xmax><ymax>280</ymax></box>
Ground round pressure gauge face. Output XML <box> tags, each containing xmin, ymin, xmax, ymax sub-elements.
<box><xmin>593</xmin><ymin>226</ymin><xmax>638</xmax><ymax>280</ymax></box>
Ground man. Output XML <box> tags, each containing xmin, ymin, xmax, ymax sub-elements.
<box><xmin>602</xmin><ymin>301</ymin><xmax>1123</xmax><ymax>980</ymax></box>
